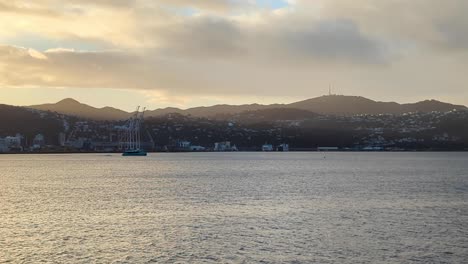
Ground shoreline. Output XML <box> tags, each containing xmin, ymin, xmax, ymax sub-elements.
<box><xmin>1</xmin><ymin>150</ymin><xmax>468</xmax><ymax>154</ymax></box>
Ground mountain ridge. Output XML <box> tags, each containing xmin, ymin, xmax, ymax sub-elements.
<box><xmin>26</xmin><ymin>95</ymin><xmax>467</xmax><ymax>121</ymax></box>
<box><xmin>29</xmin><ymin>98</ymin><xmax>131</xmax><ymax>120</ymax></box>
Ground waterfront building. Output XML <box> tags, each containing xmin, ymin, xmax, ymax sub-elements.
<box><xmin>277</xmin><ymin>144</ymin><xmax>289</xmax><ymax>152</ymax></box>
<box><xmin>58</xmin><ymin>132</ymin><xmax>66</xmax><ymax>147</ymax></box>
<box><xmin>214</xmin><ymin>141</ymin><xmax>232</xmax><ymax>151</ymax></box>
<box><xmin>177</xmin><ymin>141</ymin><xmax>191</xmax><ymax>149</ymax></box>
<box><xmin>5</xmin><ymin>134</ymin><xmax>22</xmax><ymax>148</ymax></box>
<box><xmin>262</xmin><ymin>144</ymin><xmax>274</xmax><ymax>151</ymax></box>
<box><xmin>0</xmin><ymin>138</ymin><xmax>8</xmax><ymax>152</ymax></box>
<box><xmin>32</xmin><ymin>134</ymin><xmax>45</xmax><ymax>149</ymax></box>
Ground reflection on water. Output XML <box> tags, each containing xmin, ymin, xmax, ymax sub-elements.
<box><xmin>1</xmin><ymin>152</ymin><xmax>467</xmax><ymax>263</ymax></box>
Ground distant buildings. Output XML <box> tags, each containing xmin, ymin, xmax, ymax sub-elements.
<box><xmin>0</xmin><ymin>138</ymin><xmax>7</xmax><ymax>152</ymax></box>
<box><xmin>361</xmin><ymin>146</ymin><xmax>384</xmax><ymax>151</ymax></box>
<box><xmin>0</xmin><ymin>107</ymin><xmax>466</xmax><ymax>153</ymax></box>
<box><xmin>164</xmin><ymin>140</ymin><xmax>192</xmax><ymax>151</ymax></box>
<box><xmin>32</xmin><ymin>134</ymin><xmax>45</xmax><ymax>149</ymax></box>
<box><xmin>0</xmin><ymin>134</ymin><xmax>23</xmax><ymax>152</ymax></box>
<box><xmin>214</xmin><ymin>141</ymin><xmax>229</xmax><ymax>151</ymax></box>
<box><xmin>262</xmin><ymin>144</ymin><xmax>274</xmax><ymax>151</ymax></box>
<box><xmin>277</xmin><ymin>144</ymin><xmax>289</xmax><ymax>152</ymax></box>
<box><xmin>214</xmin><ymin>141</ymin><xmax>237</xmax><ymax>151</ymax></box>
<box><xmin>58</xmin><ymin>132</ymin><xmax>66</xmax><ymax>147</ymax></box>
<box><xmin>262</xmin><ymin>144</ymin><xmax>289</xmax><ymax>151</ymax></box>
<box><xmin>176</xmin><ymin>141</ymin><xmax>191</xmax><ymax>149</ymax></box>
<box><xmin>67</xmin><ymin>137</ymin><xmax>87</xmax><ymax>149</ymax></box>
<box><xmin>5</xmin><ymin>134</ymin><xmax>22</xmax><ymax>148</ymax></box>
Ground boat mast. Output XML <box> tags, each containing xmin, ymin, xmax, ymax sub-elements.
<box><xmin>133</xmin><ymin>106</ymin><xmax>140</xmax><ymax>150</ymax></box>
<box><xmin>119</xmin><ymin>105</ymin><xmax>146</xmax><ymax>151</ymax></box>
<box><xmin>138</xmin><ymin>107</ymin><xmax>145</xmax><ymax>150</ymax></box>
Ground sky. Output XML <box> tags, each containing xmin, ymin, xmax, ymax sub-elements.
<box><xmin>0</xmin><ymin>0</ymin><xmax>467</xmax><ymax>111</ymax></box>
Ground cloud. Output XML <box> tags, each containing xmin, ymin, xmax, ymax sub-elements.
<box><xmin>0</xmin><ymin>5</ymin><xmax>389</xmax><ymax>94</ymax></box>
<box><xmin>0</xmin><ymin>45</ymin><xmax>218</xmax><ymax>92</ymax></box>
<box><xmin>0</xmin><ymin>42</ymin><xmax>376</xmax><ymax>96</ymax></box>
<box><xmin>253</xmin><ymin>18</ymin><xmax>387</xmax><ymax>64</ymax></box>
<box><xmin>0</xmin><ymin>0</ymin><xmax>468</xmax><ymax>105</ymax></box>
<box><xmin>28</xmin><ymin>48</ymin><xmax>48</xmax><ymax>60</ymax></box>
<box><xmin>154</xmin><ymin>13</ymin><xmax>388</xmax><ymax>65</ymax></box>
<box><xmin>0</xmin><ymin>1</ymin><xmax>60</xmax><ymax>17</ymax></box>
<box><xmin>317</xmin><ymin>0</ymin><xmax>468</xmax><ymax>53</ymax></box>
<box><xmin>158</xmin><ymin>16</ymin><xmax>247</xmax><ymax>59</ymax></box>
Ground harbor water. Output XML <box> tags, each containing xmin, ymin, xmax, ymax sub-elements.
<box><xmin>1</xmin><ymin>152</ymin><xmax>467</xmax><ymax>263</ymax></box>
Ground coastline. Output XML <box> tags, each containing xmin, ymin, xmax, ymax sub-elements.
<box><xmin>2</xmin><ymin>149</ymin><xmax>468</xmax><ymax>154</ymax></box>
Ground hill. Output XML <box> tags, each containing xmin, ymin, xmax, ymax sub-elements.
<box><xmin>145</xmin><ymin>103</ymin><xmax>281</xmax><ymax>118</ymax></box>
<box><xmin>27</xmin><ymin>95</ymin><xmax>467</xmax><ymax>120</ymax></box>
<box><xmin>0</xmin><ymin>104</ymin><xmax>64</xmax><ymax>144</ymax></box>
<box><xmin>229</xmin><ymin>108</ymin><xmax>319</xmax><ymax>124</ymax></box>
<box><xmin>160</xmin><ymin>95</ymin><xmax>466</xmax><ymax>117</ymax></box>
<box><xmin>29</xmin><ymin>98</ymin><xmax>131</xmax><ymax>120</ymax></box>
<box><xmin>2</xmin><ymin>102</ymin><xmax>468</xmax><ymax>151</ymax></box>
<box><xmin>288</xmin><ymin>95</ymin><xmax>467</xmax><ymax>115</ymax></box>
<box><xmin>403</xmin><ymin>100</ymin><xmax>467</xmax><ymax>113</ymax></box>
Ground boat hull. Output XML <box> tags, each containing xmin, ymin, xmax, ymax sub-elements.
<box><xmin>122</xmin><ymin>150</ymin><xmax>147</xmax><ymax>156</ymax></box>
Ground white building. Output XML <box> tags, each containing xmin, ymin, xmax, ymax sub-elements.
<box><xmin>277</xmin><ymin>144</ymin><xmax>289</xmax><ymax>152</ymax></box>
<box><xmin>262</xmin><ymin>144</ymin><xmax>274</xmax><ymax>151</ymax></box>
<box><xmin>58</xmin><ymin>133</ymin><xmax>66</xmax><ymax>147</ymax></box>
<box><xmin>5</xmin><ymin>134</ymin><xmax>22</xmax><ymax>147</ymax></box>
<box><xmin>32</xmin><ymin>134</ymin><xmax>45</xmax><ymax>149</ymax></box>
<box><xmin>0</xmin><ymin>138</ymin><xmax>8</xmax><ymax>152</ymax></box>
<box><xmin>176</xmin><ymin>141</ymin><xmax>191</xmax><ymax>149</ymax></box>
<box><xmin>214</xmin><ymin>141</ymin><xmax>232</xmax><ymax>151</ymax></box>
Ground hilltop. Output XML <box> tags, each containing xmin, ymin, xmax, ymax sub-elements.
<box><xmin>29</xmin><ymin>98</ymin><xmax>131</xmax><ymax>121</ymax></box>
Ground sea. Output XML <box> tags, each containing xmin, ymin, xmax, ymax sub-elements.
<box><xmin>1</xmin><ymin>152</ymin><xmax>467</xmax><ymax>263</ymax></box>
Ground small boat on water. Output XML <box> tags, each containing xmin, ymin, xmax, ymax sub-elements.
<box><xmin>122</xmin><ymin>149</ymin><xmax>147</xmax><ymax>156</ymax></box>
<box><xmin>120</xmin><ymin>106</ymin><xmax>147</xmax><ymax>156</ymax></box>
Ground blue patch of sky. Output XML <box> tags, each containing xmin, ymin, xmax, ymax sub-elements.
<box><xmin>159</xmin><ymin>0</ymin><xmax>290</xmax><ymax>17</ymax></box>
<box><xmin>255</xmin><ymin>0</ymin><xmax>290</xmax><ymax>9</ymax></box>
<box><xmin>159</xmin><ymin>4</ymin><xmax>198</xmax><ymax>17</ymax></box>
